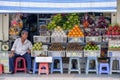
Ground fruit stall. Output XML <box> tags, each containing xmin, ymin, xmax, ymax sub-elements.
<box><xmin>28</xmin><ymin>13</ymin><xmax>120</xmax><ymax>74</ymax></box>
<box><xmin>0</xmin><ymin>0</ymin><xmax>119</xmax><ymax>75</ymax></box>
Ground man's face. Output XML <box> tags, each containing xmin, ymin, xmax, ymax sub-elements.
<box><xmin>22</xmin><ymin>32</ymin><xmax>28</xmax><ymax>40</ymax></box>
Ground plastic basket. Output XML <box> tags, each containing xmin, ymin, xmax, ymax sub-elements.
<box><xmin>66</xmin><ymin>51</ymin><xmax>83</xmax><ymax>57</ymax></box>
<box><xmin>32</xmin><ymin>51</ymin><xmax>47</xmax><ymax>57</ymax></box>
<box><xmin>103</xmin><ymin>35</ymin><xmax>120</xmax><ymax>41</ymax></box>
<box><xmin>51</xmin><ymin>36</ymin><xmax>67</xmax><ymax>43</ymax></box>
<box><xmin>33</xmin><ymin>36</ymin><xmax>50</xmax><ymax>43</ymax></box>
<box><xmin>86</xmin><ymin>36</ymin><xmax>102</xmax><ymax>42</ymax></box>
<box><xmin>48</xmin><ymin>51</ymin><xmax>65</xmax><ymax>57</ymax></box>
<box><xmin>108</xmin><ymin>40</ymin><xmax>120</xmax><ymax>48</ymax></box>
<box><xmin>68</xmin><ymin>37</ymin><xmax>84</xmax><ymax>43</ymax></box>
<box><xmin>108</xmin><ymin>51</ymin><xmax>120</xmax><ymax>57</ymax></box>
<box><xmin>84</xmin><ymin>50</ymin><xmax>100</xmax><ymax>57</ymax></box>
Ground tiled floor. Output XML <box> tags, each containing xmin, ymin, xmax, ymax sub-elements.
<box><xmin>0</xmin><ymin>73</ymin><xmax>120</xmax><ymax>80</ymax></box>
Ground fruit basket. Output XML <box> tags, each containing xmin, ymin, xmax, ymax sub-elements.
<box><xmin>84</xmin><ymin>50</ymin><xmax>101</xmax><ymax>57</ymax></box>
<box><xmin>108</xmin><ymin>51</ymin><xmax>120</xmax><ymax>57</ymax></box>
<box><xmin>66</xmin><ymin>51</ymin><xmax>83</xmax><ymax>57</ymax></box>
<box><xmin>68</xmin><ymin>37</ymin><xmax>84</xmax><ymax>43</ymax></box>
<box><xmin>33</xmin><ymin>36</ymin><xmax>50</xmax><ymax>43</ymax></box>
<box><xmin>86</xmin><ymin>36</ymin><xmax>102</xmax><ymax>42</ymax></box>
<box><xmin>48</xmin><ymin>51</ymin><xmax>65</xmax><ymax>57</ymax></box>
<box><xmin>51</xmin><ymin>36</ymin><xmax>67</xmax><ymax>43</ymax></box>
<box><xmin>32</xmin><ymin>51</ymin><xmax>47</xmax><ymax>57</ymax></box>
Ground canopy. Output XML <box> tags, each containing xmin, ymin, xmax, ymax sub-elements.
<box><xmin>0</xmin><ymin>0</ymin><xmax>117</xmax><ymax>13</ymax></box>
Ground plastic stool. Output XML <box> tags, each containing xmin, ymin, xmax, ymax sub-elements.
<box><xmin>38</xmin><ymin>63</ymin><xmax>49</xmax><ymax>75</ymax></box>
<box><xmin>86</xmin><ymin>57</ymin><xmax>98</xmax><ymax>74</ymax></box>
<box><xmin>110</xmin><ymin>57</ymin><xmax>120</xmax><ymax>75</ymax></box>
<box><xmin>33</xmin><ymin>58</ymin><xmax>38</xmax><ymax>74</ymax></box>
<box><xmin>99</xmin><ymin>63</ymin><xmax>110</xmax><ymax>74</ymax></box>
<box><xmin>0</xmin><ymin>64</ymin><xmax>3</xmax><ymax>74</ymax></box>
<box><xmin>68</xmin><ymin>57</ymin><xmax>81</xmax><ymax>74</ymax></box>
<box><xmin>51</xmin><ymin>57</ymin><xmax>63</xmax><ymax>74</ymax></box>
<box><xmin>14</xmin><ymin>57</ymin><xmax>26</xmax><ymax>73</ymax></box>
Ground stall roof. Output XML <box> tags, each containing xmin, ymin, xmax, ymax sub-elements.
<box><xmin>0</xmin><ymin>0</ymin><xmax>117</xmax><ymax>13</ymax></box>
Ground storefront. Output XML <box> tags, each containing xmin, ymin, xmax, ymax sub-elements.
<box><xmin>0</xmin><ymin>0</ymin><xmax>120</xmax><ymax>74</ymax></box>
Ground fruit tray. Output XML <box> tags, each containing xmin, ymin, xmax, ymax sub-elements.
<box><xmin>84</xmin><ymin>50</ymin><xmax>101</xmax><ymax>57</ymax></box>
<box><xmin>33</xmin><ymin>36</ymin><xmax>50</xmax><ymax>43</ymax></box>
<box><xmin>32</xmin><ymin>51</ymin><xmax>47</xmax><ymax>57</ymax></box>
<box><xmin>48</xmin><ymin>51</ymin><xmax>65</xmax><ymax>57</ymax></box>
<box><xmin>51</xmin><ymin>36</ymin><xmax>67</xmax><ymax>43</ymax></box>
<box><xmin>86</xmin><ymin>36</ymin><xmax>102</xmax><ymax>42</ymax></box>
<box><xmin>108</xmin><ymin>51</ymin><xmax>120</xmax><ymax>57</ymax></box>
<box><xmin>68</xmin><ymin>37</ymin><xmax>84</xmax><ymax>43</ymax></box>
<box><xmin>66</xmin><ymin>51</ymin><xmax>83</xmax><ymax>57</ymax></box>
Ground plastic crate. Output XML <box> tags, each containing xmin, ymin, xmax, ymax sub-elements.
<box><xmin>51</xmin><ymin>36</ymin><xmax>67</xmax><ymax>43</ymax></box>
<box><xmin>86</xmin><ymin>36</ymin><xmax>101</xmax><ymax>42</ymax></box>
<box><xmin>108</xmin><ymin>51</ymin><xmax>120</xmax><ymax>57</ymax></box>
<box><xmin>48</xmin><ymin>51</ymin><xmax>65</xmax><ymax>57</ymax></box>
<box><xmin>68</xmin><ymin>37</ymin><xmax>84</xmax><ymax>43</ymax></box>
<box><xmin>66</xmin><ymin>51</ymin><xmax>83</xmax><ymax>57</ymax></box>
<box><xmin>84</xmin><ymin>50</ymin><xmax>100</xmax><ymax>57</ymax></box>
<box><xmin>33</xmin><ymin>36</ymin><xmax>50</xmax><ymax>43</ymax></box>
<box><xmin>32</xmin><ymin>51</ymin><xmax>47</xmax><ymax>57</ymax></box>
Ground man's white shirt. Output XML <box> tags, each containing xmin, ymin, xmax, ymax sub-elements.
<box><xmin>11</xmin><ymin>38</ymin><xmax>32</xmax><ymax>55</ymax></box>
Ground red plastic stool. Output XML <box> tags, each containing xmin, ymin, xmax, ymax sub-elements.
<box><xmin>0</xmin><ymin>64</ymin><xmax>3</xmax><ymax>74</ymax></box>
<box><xmin>38</xmin><ymin>63</ymin><xmax>49</xmax><ymax>75</ymax></box>
<box><xmin>14</xmin><ymin>57</ymin><xmax>26</xmax><ymax>73</ymax></box>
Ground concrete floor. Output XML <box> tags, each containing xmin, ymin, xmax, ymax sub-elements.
<box><xmin>0</xmin><ymin>73</ymin><xmax>120</xmax><ymax>80</ymax></box>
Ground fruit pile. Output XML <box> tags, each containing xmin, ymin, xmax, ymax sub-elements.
<box><xmin>47</xmin><ymin>13</ymin><xmax>80</xmax><ymax>30</ymax></box>
<box><xmin>68</xmin><ymin>25</ymin><xmax>84</xmax><ymax>37</ymax></box>
<box><xmin>32</xmin><ymin>42</ymin><xmax>42</xmax><ymax>51</ymax></box>
<box><xmin>66</xmin><ymin>43</ymin><xmax>83</xmax><ymax>51</ymax></box>
<box><xmin>106</xmin><ymin>25</ymin><xmax>120</xmax><ymax>35</ymax></box>
<box><xmin>82</xmin><ymin>13</ymin><xmax>94</xmax><ymax>28</ymax></box>
<box><xmin>51</xmin><ymin>26</ymin><xmax>66</xmax><ymax>37</ymax></box>
<box><xmin>84</xmin><ymin>28</ymin><xmax>100</xmax><ymax>36</ymax></box>
<box><xmin>97</xmin><ymin>16</ymin><xmax>108</xmax><ymax>28</ymax></box>
<box><xmin>84</xmin><ymin>42</ymin><xmax>99</xmax><ymax>50</ymax></box>
<box><xmin>48</xmin><ymin>43</ymin><xmax>65</xmax><ymax>51</ymax></box>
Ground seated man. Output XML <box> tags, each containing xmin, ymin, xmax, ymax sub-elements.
<box><xmin>9</xmin><ymin>30</ymin><xmax>32</xmax><ymax>74</ymax></box>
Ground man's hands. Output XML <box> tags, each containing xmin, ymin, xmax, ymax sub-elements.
<box><xmin>9</xmin><ymin>51</ymin><xmax>14</xmax><ymax>58</ymax></box>
<box><xmin>27</xmin><ymin>49</ymin><xmax>31</xmax><ymax>54</ymax></box>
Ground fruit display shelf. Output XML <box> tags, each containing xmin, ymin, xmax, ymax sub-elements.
<box><xmin>48</xmin><ymin>51</ymin><xmax>65</xmax><ymax>57</ymax></box>
<box><xmin>108</xmin><ymin>51</ymin><xmax>120</xmax><ymax>57</ymax></box>
<box><xmin>68</xmin><ymin>37</ymin><xmax>84</xmax><ymax>43</ymax></box>
<box><xmin>66</xmin><ymin>51</ymin><xmax>83</xmax><ymax>57</ymax></box>
<box><xmin>51</xmin><ymin>36</ymin><xmax>67</xmax><ymax>43</ymax></box>
<box><xmin>86</xmin><ymin>36</ymin><xmax>102</xmax><ymax>43</ymax></box>
<box><xmin>84</xmin><ymin>50</ymin><xmax>101</xmax><ymax>57</ymax></box>
<box><xmin>33</xmin><ymin>36</ymin><xmax>50</xmax><ymax>43</ymax></box>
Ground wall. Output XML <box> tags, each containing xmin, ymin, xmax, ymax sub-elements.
<box><xmin>0</xmin><ymin>14</ymin><xmax>9</xmax><ymax>50</ymax></box>
<box><xmin>117</xmin><ymin>0</ymin><xmax>120</xmax><ymax>24</ymax></box>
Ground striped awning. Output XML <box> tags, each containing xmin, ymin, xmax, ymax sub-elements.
<box><xmin>0</xmin><ymin>0</ymin><xmax>117</xmax><ymax>13</ymax></box>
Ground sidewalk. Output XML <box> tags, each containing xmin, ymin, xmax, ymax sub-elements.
<box><xmin>0</xmin><ymin>73</ymin><xmax>120</xmax><ymax>80</ymax></box>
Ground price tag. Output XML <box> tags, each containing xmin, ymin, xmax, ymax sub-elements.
<box><xmin>73</xmin><ymin>52</ymin><xmax>76</xmax><ymax>56</ymax></box>
<box><xmin>92</xmin><ymin>37</ymin><xmax>95</xmax><ymax>41</ymax></box>
<box><xmin>74</xmin><ymin>38</ymin><xmax>78</xmax><ymax>41</ymax></box>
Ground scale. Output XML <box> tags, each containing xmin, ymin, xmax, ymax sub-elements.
<box><xmin>0</xmin><ymin>40</ymin><xmax>9</xmax><ymax>51</ymax></box>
